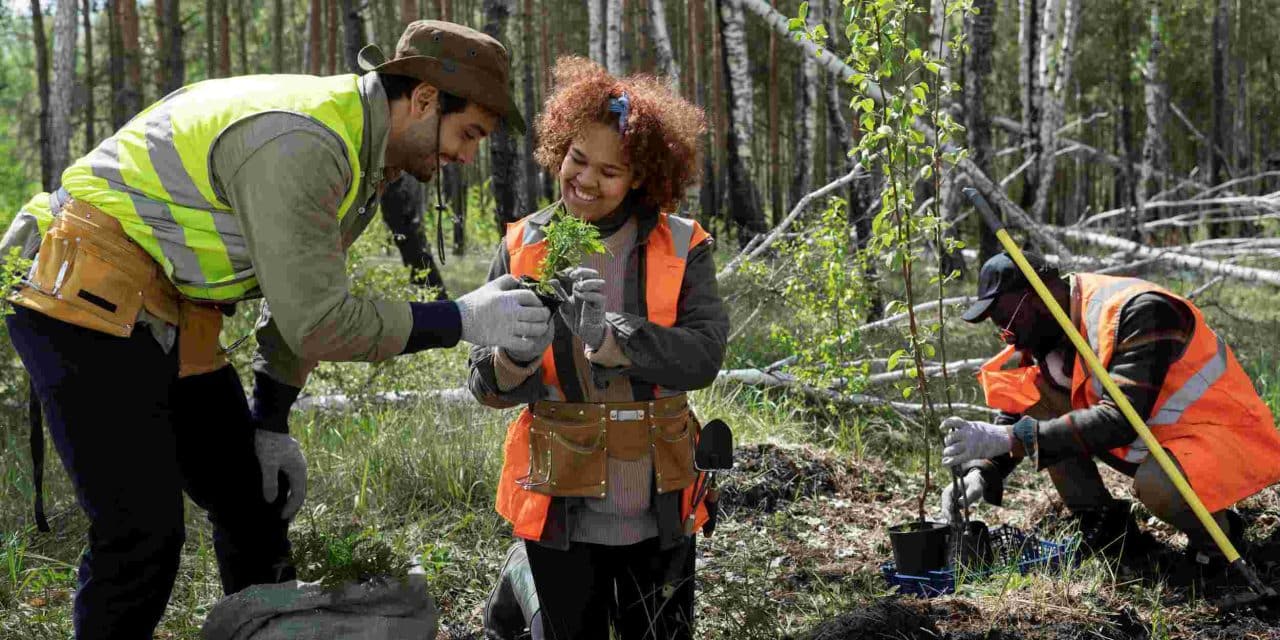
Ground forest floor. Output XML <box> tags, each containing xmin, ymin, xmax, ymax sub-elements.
<box><xmin>5</xmin><ymin>223</ymin><xmax>1280</xmax><ymax>639</ymax></box>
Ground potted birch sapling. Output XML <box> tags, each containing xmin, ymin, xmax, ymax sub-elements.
<box><xmin>519</xmin><ymin>207</ymin><xmax>607</xmax><ymax>312</ymax></box>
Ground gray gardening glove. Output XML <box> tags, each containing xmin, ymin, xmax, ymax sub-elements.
<box><xmin>558</xmin><ymin>267</ymin><xmax>607</xmax><ymax>350</ymax></box>
<box><xmin>254</xmin><ymin>430</ymin><xmax>307</xmax><ymax>521</ymax></box>
<box><xmin>939</xmin><ymin>468</ymin><xmax>987</xmax><ymax>523</ymax></box>
<box><xmin>503</xmin><ymin>319</ymin><xmax>556</xmax><ymax>364</ymax></box>
<box><xmin>940</xmin><ymin>416</ymin><xmax>1012</xmax><ymax>467</ymax></box>
<box><xmin>456</xmin><ymin>275</ymin><xmax>553</xmax><ymax>353</ymax></box>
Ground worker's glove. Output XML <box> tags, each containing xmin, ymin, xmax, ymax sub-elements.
<box><xmin>939</xmin><ymin>468</ymin><xmax>987</xmax><ymax>523</ymax></box>
<box><xmin>456</xmin><ymin>275</ymin><xmax>553</xmax><ymax>353</ymax></box>
<box><xmin>254</xmin><ymin>430</ymin><xmax>307</xmax><ymax>521</ymax></box>
<box><xmin>558</xmin><ymin>267</ymin><xmax>607</xmax><ymax>350</ymax></box>
<box><xmin>940</xmin><ymin>416</ymin><xmax>1011</xmax><ymax>467</ymax></box>
<box><xmin>503</xmin><ymin>319</ymin><xmax>555</xmax><ymax>364</ymax></box>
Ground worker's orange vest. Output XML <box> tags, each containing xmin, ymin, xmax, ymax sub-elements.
<box><xmin>494</xmin><ymin>209</ymin><xmax>713</xmax><ymax>541</ymax></box>
<box><xmin>978</xmin><ymin>274</ymin><xmax>1280</xmax><ymax>512</ymax></box>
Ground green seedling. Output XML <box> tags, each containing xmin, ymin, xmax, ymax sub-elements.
<box><xmin>531</xmin><ymin>207</ymin><xmax>607</xmax><ymax>297</ymax></box>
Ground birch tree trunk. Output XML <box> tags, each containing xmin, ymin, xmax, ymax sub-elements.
<box><xmin>789</xmin><ymin>0</ymin><xmax>816</xmax><ymax>212</ymax></box>
<box><xmin>1017</xmin><ymin>0</ymin><xmax>1040</xmax><ymax>212</ymax></box>
<box><xmin>119</xmin><ymin>0</ymin><xmax>143</xmax><ymax>120</ymax></box>
<box><xmin>82</xmin><ymin>0</ymin><xmax>95</xmax><ymax>149</ymax></box>
<box><xmin>767</xmin><ymin>0</ymin><xmax>780</xmax><ymax>225</ymax></box>
<box><xmin>824</xmin><ymin>0</ymin><xmax>852</xmax><ymax>228</ymax></box>
<box><xmin>1032</xmin><ymin>0</ymin><xmax>1078</xmax><ymax>223</ymax></box>
<box><xmin>50</xmin><ymin>0</ymin><xmax>78</xmax><ymax>188</ymax></box>
<box><xmin>646</xmin><ymin>0</ymin><xmax>678</xmax><ymax>85</ymax></box>
<box><xmin>717</xmin><ymin>0</ymin><xmax>766</xmax><ymax>246</ymax></box>
<box><xmin>1209</xmin><ymin>0</ymin><xmax>1229</xmax><ymax>186</ymax></box>
<box><xmin>589</xmin><ymin>0</ymin><xmax>605</xmax><ymax>66</ymax></box>
<box><xmin>966</xmin><ymin>0</ymin><xmax>998</xmax><ymax>263</ymax></box>
<box><xmin>32</xmin><ymin>0</ymin><xmax>53</xmax><ymax>191</ymax></box>
<box><xmin>605</xmin><ymin>0</ymin><xmax>624</xmax><ymax>75</ymax></box>
<box><xmin>307</xmin><ymin>0</ymin><xmax>323</xmax><ymax>74</ymax></box>
<box><xmin>483</xmin><ymin>0</ymin><xmax>521</xmax><ymax>228</ymax></box>
<box><xmin>1139</xmin><ymin>0</ymin><xmax>1166</xmax><ymax>233</ymax></box>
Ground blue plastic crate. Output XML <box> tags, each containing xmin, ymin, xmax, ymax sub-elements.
<box><xmin>880</xmin><ymin>525</ymin><xmax>1079</xmax><ymax>598</ymax></box>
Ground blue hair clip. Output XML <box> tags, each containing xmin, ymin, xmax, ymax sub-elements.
<box><xmin>608</xmin><ymin>92</ymin><xmax>631</xmax><ymax>136</ymax></box>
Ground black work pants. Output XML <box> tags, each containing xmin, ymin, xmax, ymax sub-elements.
<box><xmin>380</xmin><ymin>173</ymin><xmax>448</xmax><ymax>297</ymax></box>
<box><xmin>7</xmin><ymin>306</ymin><xmax>294</xmax><ymax>640</ymax></box>
<box><xmin>524</xmin><ymin>536</ymin><xmax>695</xmax><ymax>640</ymax></box>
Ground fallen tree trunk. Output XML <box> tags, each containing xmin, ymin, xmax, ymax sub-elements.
<box><xmin>1046</xmin><ymin>225</ymin><xmax>1280</xmax><ymax>287</ymax></box>
<box><xmin>717</xmin><ymin>368</ymin><xmax>994</xmax><ymax>416</ymax></box>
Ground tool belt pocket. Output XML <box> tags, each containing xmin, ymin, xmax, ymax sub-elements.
<box><xmin>652</xmin><ymin>404</ymin><xmax>697</xmax><ymax>495</ymax></box>
<box><xmin>22</xmin><ymin>222</ymin><xmax>147</xmax><ymax>337</ymax></box>
<box><xmin>525</xmin><ymin>412</ymin><xmax>607</xmax><ymax>498</ymax></box>
<box><xmin>178</xmin><ymin>301</ymin><xmax>229</xmax><ymax>378</ymax></box>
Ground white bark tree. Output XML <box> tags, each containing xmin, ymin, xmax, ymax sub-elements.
<box><xmin>718</xmin><ymin>0</ymin><xmax>766</xmax><ymax>245</ymax></box>
<box><xmin>588</xmin><ymin>0</ymin><xmax>605</xmax><ymax>66</ymax></box>
<box><xmin>50</xmin><ymin>0</ymin><xmax>79</xmax><ymax>188</ymax></box>
<box><xmin>1139</xmin><ymin>0</ymin><xmax>1167</xmax><ymax>230</ymax></box>
<box><xmin>789</xmin><ymin>0</ymin><xmax>817</xmax><ymax>210</ymax></box>
<box><xmin>645</xmin><ymin>0</ymin><xmax>678</xmax><ymax>86</ymax></box>
<box><xmin>605</xmin><ymin>0</ymin><xmax>624</xmax><ymax>75</ymax></box>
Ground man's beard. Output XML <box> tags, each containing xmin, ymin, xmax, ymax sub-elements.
<box><xmin>407</xmin><ymin>160</ymin><xmax>438</xmax><ymax>184</ymax></box>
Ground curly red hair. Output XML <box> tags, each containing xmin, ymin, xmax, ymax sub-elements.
<box><xmin>534</xmin><ymin>56</ymin><xmax>706</xmax><ymax>212</ymax></box>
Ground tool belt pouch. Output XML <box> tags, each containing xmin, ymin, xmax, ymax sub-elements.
<box><xmin>652</xmin><ymin>402</ymin><xmax>697</xmax><ymax>495</ymax></box>
<box><xmin>527</xmin><ymin>404</ymin><xmax>608</xmax><ymax>498</ymax></box>
<box><xmin>12</xmin><ymin>210</ymin><xmax>149</xmax><ymax>338</ymax></box>
<box><xmin>178</xmin><ymin>301</ymin><xmax>228</xmax><ymax>378</ymax></box>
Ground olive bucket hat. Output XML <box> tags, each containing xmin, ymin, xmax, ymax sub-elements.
<box><xmin>358</xmin><ymin>20</ymin><xmax>526</xmax><ymax>134</ymax></box>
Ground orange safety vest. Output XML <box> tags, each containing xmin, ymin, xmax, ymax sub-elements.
<box><xmin>978</xmin><ymin>274</ymin><xmax>1280</xmax><ymax>512</ymax></box>
<box><xmin>494</xmin><ymin>208</ymin><xmax>713</xmax><ymax>541</ymax></box>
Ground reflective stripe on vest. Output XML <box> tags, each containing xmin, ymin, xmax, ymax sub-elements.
<box><xmin>496</xmin><ymin>207</ymin><xmax>712</xmax><ymax>541</ymax></box>
<box><xmin>60</xmin><ymin>74</ymin><xmax>366</xmax><ymax>301</ymax></box>
<box><xmin>1071</xmin><ymin>274</ymin><xmax>1265</xmax><ymax>466</ymax></box>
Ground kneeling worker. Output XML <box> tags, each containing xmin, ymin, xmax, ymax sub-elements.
<box><xmin>2</xmin><ymin>21</ymin><xmax>551</xmax><ymax>639</ymax></box>
<box><xmin>940</xmin><ymin>252</ymin><xmax>1280</xmax><ymax>579</ymax></box>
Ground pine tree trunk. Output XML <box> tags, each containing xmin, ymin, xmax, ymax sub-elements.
<box><xmin>1209</xmin><ymin>0</ymin><xmax>1228</xmax><ymax>186</ymax></box>
<box><xmin>1138</xmin><ymin>0</ymin><xmax>1166</xmax><ymax>234</ymax></box>
<box><xmin>50</xmin><ymin>0</ymin><xmax>79</xmax><ymax>188</ymax></box>
<box><xmin>155</xmin><ymin>0</ymin><xmax>167</xmax><ymax>92</ymax></box>
<box><xmin>273</xmin><ymin>0</ymin><xmax>285</xmax><ymax>71</ymax></box>
<box><xmin>605</xmin><ymin>0</ymin><xmax>624</xmax><ymax>74</ymax></box>
<box><xmin>164</xmin><ymin>0</ymin><xmax>184</xmax><ymax>91</ymax></box>
<box><xmin>448</xmin><ymin>166</ymin><xmax>467</xmax><ymax>254</ymax></box>
<box><xmin>717</xmin><ymin>0</ymin><xmax>765</xmax><ymax>246</ymax></box>
<box><xmin>589</xmin><ymin>0</ymin><xmax>605</xmax><ymax>66</ymax></box>
<box><xmin>767</xmin><ymin>0</ymin><xmax>779</xmax><ymax>225</ymax></box>
<box><xmin>789</xmin><ymin>0</ymin><xmax>816</xmax><ymax>212</ymax></box>
<box><xmin>521</xmin><ymin>0</ymin><xmax>538</xmax><ymax>212</ymax></box>
<box><xmin>646</xmin><ymin>0</ymin><xmax>678</xmax><ymax>85</ymax></box>
<box><xmin>327</xmin><ymin>0</ymin><xmax>338</xmax><ymax>74</ymax></box>
<box><xmin>692</xmin><ymin>0</ymin><xmax>716</xmax><ymax>223</ymax></box>
<box><xmin>32</xmin><ymin>0</ymin><xmax>53</xmax><ymax>191</ymax></box>
<box><xmin>307</xmin><ymin>0</ymin><xmax>324</xmax><ymax>74</ymax></box>
<box><xmin>708</xmin><ymin>0</ymin><xmax>725</xmax><ymax>226</ymax></box>
<box><xmin>237</xmin><ymin>0</ymin><xmax>248</xmax><ymax>74</ymax></box>
<box><xmin>966</xmin><ymin>0</ymin><xmax>998</xmax><ymax>264</ymax></box>
<box><xmin>401</xmin><ymin>0</ymin><xmax>416</xmax><ymax>22</ymax></box>
<box><xmin>1017</xmin><ymin>0</ymin><xmax>1040</xmax><ymax>212</ymax></box>
<box><xmin>341</xmin><ymin>0</ymin><xmax>365</xmax><ymax>72</ymax></box>
<box><xmin>83</xmin><ymin>0</ymin><xmax>95</xmax><ymax>149</ymax></box>
<box><xmin>206</xmin><ymin>0</ymin><xmax>217</xmax><ymax>76</ymax></box>
<box><xmin>219</xmin><ymin>0</ymin><xmax>232</xmax><ymax>77</ymax></box>
<box><xmin>824</xmin><ymin>0</ymin><xmax>853</xmax><ymax>220</ymax></box>
<box><xmin>108</xmin><ymin>0</ymin><xmax>125</xmax><ymax>128</ymax></box>
<box><xmin>483</xmin><ymin>0</ymin><xmax>521</xmax><ymax>228</ymax></box>
<box><xmin>119</xmin><ymin>0</ymin><xmax>143</xmax><ymax>119</ymax></box>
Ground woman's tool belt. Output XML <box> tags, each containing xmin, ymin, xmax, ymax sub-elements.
<box><xmin>520</xmin><ymin>395</ymin><xmax>698</xmax><ymax>498</ymax></box>
<box><xmin>9</xmin><ymin>197</ymin><xmax>229</xmax><ymax>377</ymax></box>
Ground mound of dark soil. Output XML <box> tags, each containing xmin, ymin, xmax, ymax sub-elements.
<box><xmin>717</xmin><ymin>443</ymin><xmax>842</xmax><ymax>514</ymax></box>
<box><xmin>792</xmin><ymin>598</ymin><xmax>940</xmax><ymax>640</ymax></box>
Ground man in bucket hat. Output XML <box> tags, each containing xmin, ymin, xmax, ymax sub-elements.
<box><xmin>2</xmin><ymin>20</ymin><xmax>552</xmax><ymax>639</ymax></box>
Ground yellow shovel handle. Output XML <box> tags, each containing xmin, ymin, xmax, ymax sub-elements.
<box><xmin>962</xmin><ymin>187</ymin><xmax>1240</xmax><ymax>563</ymax></box>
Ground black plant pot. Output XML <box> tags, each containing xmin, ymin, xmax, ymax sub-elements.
<box><xmin>887</xmin><ymin>520</ymin><xmax>951</xmax><ymax>576</ymax></box>
<box><xmin>952</xmin><ymin>520</ymin><xmax>994</xmax><ymax>571</ymax></box>
<box><xmin>517</xmin><ymin>275</ymin><xmax>565</xmax><ymax>314</ymax></box>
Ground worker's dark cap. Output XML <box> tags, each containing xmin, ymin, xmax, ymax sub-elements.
<box><xmin>961</xmin><ymin>252</ymin><xmax>1054</xmax><ymax>323</ymax></box>
<box><xmin>358</xmin><ymin>20</ymin><xmax>526</xmax><ymax>134</ymax></box>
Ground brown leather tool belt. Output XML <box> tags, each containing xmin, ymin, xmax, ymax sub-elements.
<box><xmin>10</xmin><ymin>196</ymin><xmax>231</xmax><ymax>378</ymax></box>
<box><xmin>519</xmin><ymin>394</ymin><xmax>699</xmax><ymax>498</ymax></box>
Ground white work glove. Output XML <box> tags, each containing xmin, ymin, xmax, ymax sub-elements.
<box><xmin>254</xmin><ymin>430</ymin><xmax>307</xmax><ymax>521</ymax></box>
<box><xmin>939</xmin><ymin>468</ymin><xmax>987</xmax><ymax>523</ymax></box>
<box><xmin>558</xmin><ymin>267</ymin><xmax>607</xmax><ymax>350</ymax></box>
<box><xmin>940</xmin><ymin>416</ymin><xmax>1012</xmax><ymax>467</ymax></box>
<box><xmin>456</xmin><ymin>275</ymin><xmax>553</xmax><ymax>353</ymax></box>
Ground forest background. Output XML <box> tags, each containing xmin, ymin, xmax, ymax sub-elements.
<box><xmin>3</xmin><ymin>0</ymin><xmax>1280</xmax><ymax>638</ymax></box>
